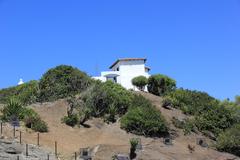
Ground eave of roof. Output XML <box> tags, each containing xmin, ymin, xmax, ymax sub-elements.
<box><xmin>109</xmin><ymin>58</ymin><xmax>147</xmax><ymax>69</ymax></box>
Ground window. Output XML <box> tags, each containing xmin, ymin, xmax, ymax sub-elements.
<box><xmin>116</xmin><ymin>67</ymin><xmax>119</xmax><ymax>71</ymax></box>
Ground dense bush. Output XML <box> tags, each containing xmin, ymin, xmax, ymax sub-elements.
<box><xmin>83</xmin><ymin>81</ymin><xmax>133</xmax><ymax>117</ymax></box>
<box><xmin>121</xmin><ymin>97</ymin><xmax>168</xmax><ymax>137</ymax></box>
<box><xmin>147</xmin><ymin>74</ymin><xmax>176</xmax><ymax>96</ymax></box>
<box><xmin>24</xmin><ymin>115</ymin><xmax>48</xmax><ymax>132</ymax></box>
<box><xmin>1</xmin><ymin>99</ymin><xmax>24</xmax><ymax>121</ymax></box>
<box><xmin>132</xmin><ymin>76</ymin><xmax>148</xmax><ymax>91</ymax></box>
<box><xmin>0</xmin><ymin>81</ymin><xmax>39</xmax><ymax>105</ymax></box>
<box><xmin>38</xmin><ymin>65</ymin><xmax>92</xmax><ymax>102</ymax></box>
<box><xmin>216</xmin><ymin>124</ymin><xmax>240</xmax><ymax>156</ymax></box>
<box><xmin>165</xmin><ymin>89</ymin><xmax>240</xmax><ymax>136</ymax></box>
<box><xmin>195</xmin><ymin>104</ymin><xmax>237</xmax><ymax>135</ymax></box>
<box><xmin>1</xmin><ymin>98</ymin><xmax>48</xmax><ymax>132</ymax></box>
<box><xmin>165</xmin><ymin>89</ymin><xmax>218</xmax><ymax>115</ymax></box>
<box><xmin>62</xmin><ymin>114</ymin><xmax>79</xmax><ymax>127</ymax></box>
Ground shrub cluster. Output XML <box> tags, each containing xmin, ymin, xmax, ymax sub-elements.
<box><xmin>1</xmin><ymin>99</ymin><xmax>48</xmax><ymax>132</ymax></box>
<box><xmin>216</xmin><ymin>124</ymin><xmax>240</xmax><ymax>156</ymax></box>
<box><xmin>83</xmin><ymin>81</ymin><xmax>133</xmax><ymax>118</ymax></box>
<box><xmin>120</xmin><ymin>95</ymin><xmax>168</xmax><ymax>137</ymax></box>
<box><xmin>38</xmin><ymin>65</ymin><xmax>92</xmax><ymax>102</ymax></box>
<box><xmin>164</xmin><ymin>89</ymin><xmax>240</xmax><ymax>136</ymax></box>
<box><xmin>0</xmin><ymin>81</ymin><xmax>39</xmax><ymax>105</ymax></box>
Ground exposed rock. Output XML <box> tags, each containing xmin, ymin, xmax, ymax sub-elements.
<box><xmin>0</xmin><ymin>139</ymin><xmax>56</xmax><ymax>160</ymax></box>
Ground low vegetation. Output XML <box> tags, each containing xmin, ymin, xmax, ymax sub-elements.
<box><xmin>0</xmin><ymin>99</ymin><xmax>48</xmax><ymax>132</ymax></box>
<box><xmin>216</xmin><ymin>124</ymin><xmax>240</xmax><ymax>156</ymax></box>
<box><xmin>0</xmin><ymin>80</ymin><xmax>39</xmax><ymax>105</ymax></box>
<box><xmin>121</xmin><ymin>95</ymin><xmax>168</xmax><ymax>137</ymax></box>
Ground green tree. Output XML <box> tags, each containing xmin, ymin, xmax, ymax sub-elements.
<box><xmin>147</xmin><ymin>74</ymin><xmax>176</xmax><ymax>96</ymax></box>
<box><xmin>38</xmin><ymin>65</ymin><xmax>91</xmax><ymax>102</ymax></box>
<box><xmin>132</xmin><ymin>76</ymin><xmax>148</xmax><ymax>91</ymax></box>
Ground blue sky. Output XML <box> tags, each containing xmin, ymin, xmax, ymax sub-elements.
<box><xmin>0</xmin><ymin>0</ymin><xmax>240</xmax><ymax>100</ymax></box>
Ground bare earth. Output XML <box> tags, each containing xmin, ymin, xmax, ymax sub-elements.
<box><xmin>1</xmin><ymin>93</ymin><xmax>239</xmax><ymax>160</ymax></box>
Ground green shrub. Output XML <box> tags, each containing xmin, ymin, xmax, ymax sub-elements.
<box><xmin>62</xmin><ymin>114</ymin><xmax>79</xmax><ymax>127</ymax></box>
<box><xmin>195</xmin><ymin>104</ymin><xmax>237</xmax><ymax>135</ymax></box>
<box><xmin>129</xmin><ymin>138</ymin><xmax>139</xmax><ymax>159</ymax></box>
<box><xmin>121</xmin><ymin>105</ymin><xmax>168</xmax><ymax>137</ymax></box>
<box><xmin>1</xmin><ymin>99</ymin><xmax>48</xmax><ymax>132</ymax></box>
<box><xmin>38</xmin><ymin>65</ymin><xmax>91</xmax><ymax>102</ymax></box>
<box><xmin>166</xmin><ymin>89</ymin><xmax>218</xmax><ymax>115</ymax></box>
<box><xmin>24</xmin><ymin>115</ymin><xmax>48</xmax><ymax>132</ymax></box>
<box><xmin>0</xmin><ymin>81</ymin><xmax>39</xmax><ymax>105</ymax></box>
<box><xmin>132</xmin><ymin>76</ymin><xmax>148</xmax><ymax>91</ymax></box>
<box><xmin>147</xmin><ymin>74</ymin><xmax>176</xmax><ymax>96</ymax></box>
<box><xmin>83</xmin><ymin>81</ymin><xmax>133</xmax><ymax>117</ymax></box>
<box><xmin>183</xmin><ymin>119</ymin><xmax>196</xmax><ymax>135</ymax></box>
<box><xmin>1</xmin><ymin>99</ymin><xmax>24</xmax><ymax>121</ymax></box>
<box><xmin>216</xmin><ymin>124</ymin><xmax>240</xmax><ymax>156</ymax></box>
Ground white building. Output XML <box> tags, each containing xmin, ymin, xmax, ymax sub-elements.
<box><xmin>93</xmin><ymin>58</ymin><xmax>150</xmax><ymax>91</ymax></box>
<box><xmin>18</xmin><ymin>78</ymin><xmax>24</xmax><ymax>85</ymax></box>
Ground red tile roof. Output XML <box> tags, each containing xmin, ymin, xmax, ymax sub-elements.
<box><xmin>109</xmin><ymin>58</ymin><xmax>147</xmax><ymax>69</ymax></box>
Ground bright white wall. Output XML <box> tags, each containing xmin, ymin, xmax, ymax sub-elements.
<box><xmin>93</xmin><ymin>60</ymin><xmax>150</xmax><ymax>91</ymax></box>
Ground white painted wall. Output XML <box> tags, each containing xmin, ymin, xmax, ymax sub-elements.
<box><xmin>93</xmin><ymin>59</ymin><xmax>150</xmax><ymax>91</ymax></box>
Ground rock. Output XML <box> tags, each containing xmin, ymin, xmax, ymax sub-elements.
<box><xmin>4</xmin><ymin>143</ymin><xmax>23</xmax><ymax>154</ymax></box>
<box><xmin>196</xmin><ymin>138</ymin><xmax>208</xmax><ymax>148</ymax></box>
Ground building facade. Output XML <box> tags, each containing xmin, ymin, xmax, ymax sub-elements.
<box><xmin>93</xmin><ymin>58</ymin><xmax>150</xmax><ymax>91</ymax></box>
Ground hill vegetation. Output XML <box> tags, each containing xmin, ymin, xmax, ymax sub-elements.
<box><xmin>0</xmin><ymin>65</ymin><xmax>239</xmax><ymax>157</ymax></box>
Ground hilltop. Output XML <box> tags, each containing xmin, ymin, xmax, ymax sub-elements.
<box><xmin>0</xmin><ymin>65</ymin><xmax>239</xmax><ymax>160</ymax></box>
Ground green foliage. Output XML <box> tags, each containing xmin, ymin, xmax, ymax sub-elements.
<box><xmin>1</xmin><ymin>99</ymin><xmax>24</xmax><ymax>121</ymax></box>
<box><xmin>165</xmin><ymin>89</ymin><xmax>240</xmax><ymax>136</ymax></box>
<box><xmin>132</xmin><ymin>76</ymin><xmax>148</xmax><ymax>91</ymax></box>
<box><xmin>195</xmin><ymin>104</ymin><xmax>237</xmax><ymax>135</ymax></box>
<box><xmin>183</xmin><ymin>119</ymin><xmax>196</xmax><ymax>135</ymax></box>
<box><xmin>24</xmin><ymin>115</ymin><xmax>48</xmax><ymax>132</ymax></box>
<box><xmin>38</xmin><ymin>65</ymin><xmax>91</xmax><ymax>102</ymax></box>
<box><xmin>0</xmin><ymin>81</ymin><xmax>39</xmax><ymax>105</ymax></box>
<box><xmin>104</xmin><ymin>104</ymin><xmax>117</xmax><ymax>123</ymax></box>
<box><xmin>120</xmin><ymin>101</ymin><xmax>168</xmax><ymax>137</ymax></box>
<box><xmin>166</xmin><ymin>89</ymin><xmax>218</xmax><ymax>115</ymax></box>
<box><xmin>62</xmin><ymin>114</ymin><xmax>79</xmax><ymax>127</ymax></box>
<box><xmin>216</xmin><ymin>124</ymin><xmax>240</xmax><ymax>156</ymax></box>
<box><xmin>83</xmin><ymin>81</ymin><xmax>133</xmax><ymax>117</ymax></box>
<box><xmin>130</xmin><ymin>138</ymin><xmax>139</xmax><ymax>149</ymax></box>
<box><xmin>1</xmin><ymin>99</ymin><xmax>48</xmax><ymax>132</ymax></box>
<box><xmin>147</xmin><ymin>74</ymin><xmax>176</xmax><ymax>96</ymax></box>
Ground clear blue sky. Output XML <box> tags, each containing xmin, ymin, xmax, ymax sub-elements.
<box><xmin>0</xmin><ymin>0</ymin><xmax>240</xmax><ymax>100</ymax></box>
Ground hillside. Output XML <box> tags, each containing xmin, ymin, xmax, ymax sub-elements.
<box><xmin>1</xmin><ymin>92</ymin><xmax>238</xmax><ymax>160</ymax></box>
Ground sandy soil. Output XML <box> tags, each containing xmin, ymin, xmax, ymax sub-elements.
<box><xmin>1</xmin><ymin>93</ymin><xmax>239</xmax><ymax>160</ymax></box>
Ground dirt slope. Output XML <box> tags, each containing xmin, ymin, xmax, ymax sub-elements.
<box><xmin>1</xmin><ymin>93</ymin><xmax>239</xmax><ymax>160</ymax></box>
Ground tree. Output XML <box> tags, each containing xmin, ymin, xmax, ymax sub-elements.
<box><xmin>38</xmin><ymin>65</ymin><xmax>92</xmax><ymax>102</ymax></box>
<box><xmin>147</xmin><ymin>74</ymin><xmax>176</xmax><ymax>96</ymax></box>
<box><xmin>132</xmin><ymin>76</ymin><xmax>148</xmax><ymax>91</ymax></box>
